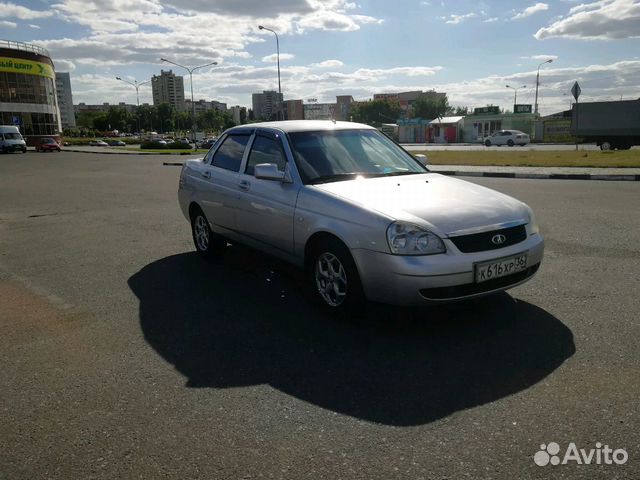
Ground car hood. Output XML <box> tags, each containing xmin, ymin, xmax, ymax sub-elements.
<box><xmin>312</xmin><ymin>173</ymin><xmax>528</xmax><ymax>236</ymax></box>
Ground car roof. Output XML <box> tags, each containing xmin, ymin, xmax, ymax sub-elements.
<box><xmin>225</xmin><ymin>120</ymin><xmax>375</xmax><ymax>135</ymax></box>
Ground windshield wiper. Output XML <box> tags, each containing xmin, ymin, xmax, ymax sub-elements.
<box><xmin>369</xmin><ymin>171</ymin><xmax>423</xmax><ymax>178</ymax></box>
<box><xmin>308</xmin><ymin>173</ymin><xmax>370</xmax><ymax>184</ymax></box>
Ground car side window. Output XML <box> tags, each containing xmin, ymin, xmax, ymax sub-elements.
<box><xmin>245</xmin><ymin>135</ymin><xmax>286</xmax><ymax>176</ymax></box>
<box><xmin>211</xmin><ymin>134</ymin><xmax>250</xmax><ymax>172</ymax></box>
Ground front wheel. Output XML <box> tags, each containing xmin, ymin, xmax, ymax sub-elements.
<box><xmin>190</xmin><ymin>207</ymin><xmax>225</xmax><ymax>259</ymax></box>
<box><xmin>507</xmin><ymin>139</ymin><xmax>514</xmax><ymax>147</ymax></box>
<box><xmin>600</xmin><ymin>141</ymin><xmax>612</xmax><ymax>151</ymax></box>
<box><xmin>484</xmin><ymin>139</ymin><xmax>491</xmax><ymax>147</ymax></box>
<box><xmin>308</xmin><ymin>238</ymin><xmax>364</xmax><ymax>313</ymax></box>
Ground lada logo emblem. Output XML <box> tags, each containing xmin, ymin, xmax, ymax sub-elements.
<box><xmin>491</xmin><ymin>234</ymin><xmax>507</xmax><ymax>245</ymax></box>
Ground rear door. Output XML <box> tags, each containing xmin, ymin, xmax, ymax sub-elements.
<box><xmin>234</xmin><ymin>130</ymin><xmax>300</xmax><ymax>255</ymax></box>
<box><xmin>198</xmin><ymin>132</ymin><xmax>252</xmax><ymax>233</ymax></box>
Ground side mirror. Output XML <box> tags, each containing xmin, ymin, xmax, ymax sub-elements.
<box><xmin>414</xmin><ymin>153</ymin><xmax>429</xmax><ymax>166</ymax></box>
<box><xmin>254</xmin><ymin>163</ymin><xmax>286</xmax><ymax>182</ymax></box>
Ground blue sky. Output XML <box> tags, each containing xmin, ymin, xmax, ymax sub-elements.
<box><xmin>2</xmin><ymin>0</ymin><xmax>640</xmax><ymax>114</ymax></box>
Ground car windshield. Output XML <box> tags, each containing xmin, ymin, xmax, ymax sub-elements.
<box><xmin>4</xmin><ymin>133</ymin><xmax>22</xmax><ymax>140</ymax></box>
<box><xmin>288</xmin><ymin>129</ymin><xmax>426</xmax><ymax>184</ymax></box>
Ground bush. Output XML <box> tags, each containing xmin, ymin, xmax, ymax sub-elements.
<box><xmin>140</xmin><ymin>141</ymin><xmax>169</xmax><ymax>149</ymax></box>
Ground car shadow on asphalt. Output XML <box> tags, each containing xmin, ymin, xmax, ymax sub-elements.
<box><xmin>128</xmin><ymin>248</ymin><xmax>575</xmax><ymax>427</ymax></box>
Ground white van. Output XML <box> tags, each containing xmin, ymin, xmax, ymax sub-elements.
<box><xmin>0</xmin><ymin>126</ymin><xmax>27</xmax><ymax>154</ymax></box>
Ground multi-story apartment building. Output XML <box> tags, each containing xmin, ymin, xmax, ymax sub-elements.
<box><xmin>151</xmin><ymin>70</ymin><xmax>185</xmax><ymax>110</ymax></box>
<box><xmin>251</xmin><ymin>90</ymin><xmax>283</xmax><ymax>121</ymax></box>
<box><xmin>55</xmin><ymin>72</ymin><xmax>76</xmax><ymax>129</ymax></box>
<box><xmin>183</xmin><ymin>99</ymin><xmax>227</xmax><ymax>115</ymax></box>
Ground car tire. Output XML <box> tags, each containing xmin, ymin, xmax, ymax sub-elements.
<box><xmin>507</xmin><ymin>139</ymin><xmax>514</xmax><ymax>147</ymax></box>
<box><xmin>484</xmin><ymin>139</ymin><xmax>491</xmax><ymax>147</ymax></box>
<box><xmin>190</xmin><ymin>207</ymin><xmax>226</xmax><ymax>259</ymax></box>
<box><xmin>57</xmin><ymin>148</ymin><xmax>61</xmax><ymax>152</ymax></box>
<box><xmin>307</xmin><ymin>238</ymin><xmax>365</xmax><ymax>313</ymax></box>
<box><xmin>600</xmin><ymin>141</ymin><xmax>612</xmax><ymax>151</ymax></box>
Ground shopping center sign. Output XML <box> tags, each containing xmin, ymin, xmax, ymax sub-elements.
<box><xmin>0</xmin><ymin>57</ymin><xmax>55</xmax><ymax>79</ymax></box>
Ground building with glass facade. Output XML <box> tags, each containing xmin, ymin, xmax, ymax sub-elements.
<box><xmin>0</xmin><ymin>39</ymin><xmax>61</xmax><ymax>142</ymax></box>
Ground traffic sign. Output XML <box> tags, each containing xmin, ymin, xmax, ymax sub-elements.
<box><xmin>571</xmin><ymin>81</ymin><xmax>581</xmax><ymax>101</ymax></box>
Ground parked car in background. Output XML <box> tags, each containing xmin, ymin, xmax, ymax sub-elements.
<box><xmin>484</xmin><ymin>130</ymin><xmax>530</xmax><ymax>147</ymax></box>
<box><xmin>0</xmin><ymin>125</ymin><xmax>27</xmax><ymax>153</ymax></box>
<box><xmin>35</xmin><ymin>137</ymin><xmax>61</xmax><ymax>152</ymax></box>
<box><xmin>198</xmin><ymin>138</ymin><xmax>217</xmax><ymax>149</ymax></box>
<box><xmin>89</xmin><ymin>140</ymin><xmax>109</xmax><ymax>147</ymax></box>
<box><xmin>107</xmin><ymin>140</ymin><xmax>126</xmax><ymax>147</ymax></box>
<box><xmin>178</xmin><ymin>121</ymin><xmax>544</xmax><ymax>311</ymax></box>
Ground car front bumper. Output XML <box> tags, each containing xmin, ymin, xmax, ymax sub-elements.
<box><xmin>351</xmin><ymin>233</ymin><xmax>544</xmax><ymax>306</ymax></box>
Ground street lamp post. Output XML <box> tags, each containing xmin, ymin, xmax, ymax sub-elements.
<box><xmin>115</xmin><ymin>77</ymin><xmax>150</xmax><ymax>133</ymax></box>
<box><xmin>534</xmin><ymin>59</ymin><xmax>553</xmax><ymax>115</ymax></box>
<box><xmin>160</xmin><ymin>58</ymin><xmax>217</xmax><ymax>141</ymax></box>
<box><xmin>505</xmin><ymin>84</ymin><xmax>526</xmax><ymax>107</ymax></box>
<box><xmin>258</xmin><ymin>25</ymin><xmax>282</xmax><ymax>120</ymax></box>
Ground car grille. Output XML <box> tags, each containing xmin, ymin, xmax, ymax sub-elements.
<box><xmin>419</xmin><ymin>263</ymin><xmax>540</xmax><ymax>300</ymax></box>
<box><xmin>448</xmin><ymin>224</ymin><xmax>527</xmax><ymax>253</ymax></box>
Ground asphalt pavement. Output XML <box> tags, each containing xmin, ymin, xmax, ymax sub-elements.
<box><xmin>1</xmin><ymin>151</ymin><xmax>638</xmax><ymax>479</ymax></box>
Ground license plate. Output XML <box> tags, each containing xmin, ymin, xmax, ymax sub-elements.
<box><xmin>475</xmin><ymin>253</ymin><xmax>528</xmax><ymax>283</ymax></box>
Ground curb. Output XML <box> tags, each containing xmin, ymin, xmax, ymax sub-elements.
<box><xmin>64</xmin><ymin>148</ymin><xmax>198</xmax><ymax>156</ymax></box>
<box><xmin>435</xmin><ymin>171</ymin><xmax>640</xmax><ymax>181</ymax></box>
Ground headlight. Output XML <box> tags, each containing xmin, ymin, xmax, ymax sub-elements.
<box><xmin>386</xmin><ymin>221</ymin><xmax>446</xmax><ymax>255</ymax></box>
<box><xmin>525</xmin><ymin>206</ymin><xmax>539</xmax><ymax>234</ymax></box>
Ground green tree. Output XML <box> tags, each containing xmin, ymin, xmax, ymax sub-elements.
<box><xmin>105</xmin><ymin>106</ymin><xmax>133</xmax><ymax>132</ymax></box>
<box><xmin>156</xmin><ymin>103</ymin><xmax>174</xmax><ymax>133</ymax></box>
<box><xmin>413</xmin><ymin>95</ymin><xmax>449</xmax><ymax>120</ymax></box>
<box><xmin>349</xmin><ymin>100</ymin><xmax>401</xmax><ymax>125</ymax></box>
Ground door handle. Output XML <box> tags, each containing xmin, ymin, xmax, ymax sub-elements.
<box><xmin>201</xmin><ymin>171</ymin><xmax>211</xmax><ymax>179</ymax></box>
<box><xmin>238</xmin><ymin>180</ymin><xmax>250</xmax><ymax>191</ymax></box>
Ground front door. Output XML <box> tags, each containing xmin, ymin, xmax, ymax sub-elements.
<box><xmin>234</xmin><ymin>131</ymin><xmax>299</xmax><ymax>255</ymax></box>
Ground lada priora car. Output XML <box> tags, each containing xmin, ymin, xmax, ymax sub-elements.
<box><xmin>178</xmin><ymin>121</ymin><xmax>543</xmax><ymax>311</ymax></box>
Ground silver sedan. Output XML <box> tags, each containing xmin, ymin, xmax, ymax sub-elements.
<box><xmin>178</xmin><ymin>121</ymin><xmax>544</xmax><ymax>311</ymax></box>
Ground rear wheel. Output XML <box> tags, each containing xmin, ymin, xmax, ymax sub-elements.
<box><xmin>190</xmin><ymin>207</ymin><xmax>226</xmax><ymax>259</ymax></box>
<box><xmin>600</xmin><ymin>141</ymin><xmax>612</xmax><ymax>151</ymax></box>
<box><xmin>307</xmin><ymin>238</ymin><xmax>364</xmax><ymax>313</ymax></box>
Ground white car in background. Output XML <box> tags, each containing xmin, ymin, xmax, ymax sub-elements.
<box><xmin>484</xmin><ymin>130</ymin><xmax>530</xmax><ymax>147</ymax></box>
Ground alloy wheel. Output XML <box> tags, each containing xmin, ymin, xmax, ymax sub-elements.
<box><xmin>315</xmin><ymin>252</ymin><xmax>348</xmax><ymax>307</ymax></box>
<box><xmin>194</xmin><ymin>215</ymin><xmax>209</xmax><ymax>251</ymax></box>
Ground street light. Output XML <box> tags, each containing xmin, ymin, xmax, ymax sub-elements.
<box><xmin>160</xmin><ymin>58</ymin><xmax>217</xmax><ymax>141</ymax></box>
<box><xmin>115</xmin><ymin>76</ymin><xmax>150</xmax><ymax>133</ymax></box>
<box><xmin>534</xmin><ymin>59</ymin><xmax>553</xmax><ymax>115</ymax></box>
<box><xmin>505</xmin><ymin>84</ymin><xmax>526</xmax><ymax>107</ymax></box>
<box><xmin>258</xmin><ymin>25</ymin><xmax>282</xmax><ymax>120</ymax></box>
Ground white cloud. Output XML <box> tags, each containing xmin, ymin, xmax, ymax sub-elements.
<box><xmin>535</xmin><ymin>0</ymin><xmax>640</xmax><ymax>40</ymax></box>
<box><xmin>0</xmin><ymin>19</ymin><xmax>17</xmax><ymax>27</ymax></box>
<box><xmin>54</xmin><ymin>59</ymin><xmax>76</xmax><ymax>72</ymax></box>
<box><xmin>0</xmin><ymin>2</ymin><xmax>53</xmax><ymax>19</ymax></box>
<box><xmin>28</xmin><ymin>23</ymin><xmax>40</xmax><ymax>29</ymax></box>
<box><xmin>521</xmin><ymin>55</ymin><xmax>559</xmax><ymax>61</ymax></box>
<box><xmin>445</xmin><ymin>12</ymin><xmax>477</xmax><ymax>24</ymax></box>
<box><xmin>262</xmin><ymin>53</ymin><xmax>295</xmax><ymax>63</ymax></box>
<box><xmin>513</xmin><ymin>3</ymin><xmax>549</xmax><ymax>20</ymax></box>
<box><xmin>484</xmin><ymin>17</ymin><xmax>499</xmax><ymax>22</ymax></box>
<box><xmin>310</xmin><ymin>59</ymin><xmax>344</xmax><ymax>68</ymax></box>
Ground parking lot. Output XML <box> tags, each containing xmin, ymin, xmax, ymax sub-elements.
<box><xmin>1</xmin><ymin>151</ymin><xmax>638</xmax><ymax>479</ymax></box>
